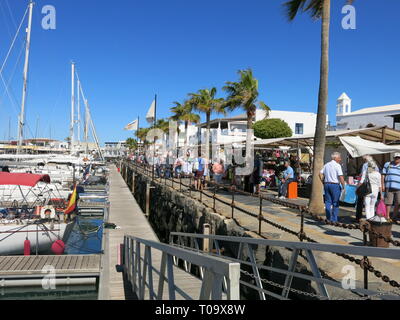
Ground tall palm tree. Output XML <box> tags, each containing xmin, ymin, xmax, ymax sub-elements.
<box><xmin>284</xmin><ymin>0</ymin><xmax>353</xmax><ymax>214</ymax></box>
<box><xmin>189</xmin><ymin>88</ymin><xmax>225</xmax><ymax>158</ymax></box>
<box><xmin>170</xmin><ymin>100</ymin><xmax>201</xmax><ymax>148</ymax></box>
<box><xmin>223</xmin><ymin>68</ymin><xmax>270</xmax><ymax>131</ymax></box>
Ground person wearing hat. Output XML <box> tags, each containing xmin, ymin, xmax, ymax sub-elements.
<box><xmin>382</xmin><ymin>153</ymin><xmax>400</xmax><ymax>220</ymax></box>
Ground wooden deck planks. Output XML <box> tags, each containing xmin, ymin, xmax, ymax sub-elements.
<box><xmin>0</xmin><ymin>255</ymin><xmax>101</xmax><ymax>278</ymax></box>
<box><xmin>99</xmin><ymin>165</ymin><xmax>203</xmax><ymax>300</ymax></box>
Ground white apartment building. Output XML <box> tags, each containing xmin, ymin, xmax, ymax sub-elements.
<box><xmin>194</xmin><ymin>109</ymin><xmax>325</xmax><ymax>146</ymax></box>
<box><xmin>336</xmin><ymin>92</ymin><xmax>400</xmax><ymax>130</ymax></box>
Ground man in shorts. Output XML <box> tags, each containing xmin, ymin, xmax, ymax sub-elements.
<box><xmin>382</xmin><ymin>153</ymin><xmax>400</xmax><ymax>220</ymax></box>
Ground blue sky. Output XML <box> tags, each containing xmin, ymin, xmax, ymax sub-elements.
<box><xmin>0</xmin><ymin>0</ymin><xmax>399</xmax><ymax>144</ymax></box>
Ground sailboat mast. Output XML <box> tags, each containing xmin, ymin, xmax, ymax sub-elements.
<box><xmin>77</xmin><ymin>78</ymin><xmax>81</xmax><ymax>146</ymax></box>
<box><xmin>17</xmin><ymin>1</ymin><xmax>34</xmax><ymax>154</ymax></box>
<box><xmin>70</xmin><ymin>62</ymin><xmax>75</xmax><ymax>151</ymax></box>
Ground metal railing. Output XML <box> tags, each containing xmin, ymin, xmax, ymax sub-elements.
<box><xmin>120</xmin><ymin>161</ymin><xmax>400</xmax><ymax>290</ymax></box>
<box><xmin>170</xmin><ymin>232</ymin><xmax>400</xmax><ymax>300</ymax></box>
<box><xmin>122</xmin><ymin>235</ymin><xmax>240</xmax><ymax>300</ymax></box>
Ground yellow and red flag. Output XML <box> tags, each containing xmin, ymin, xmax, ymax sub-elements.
<box><xmin>65</xmin><ymin>185</ymin><xmax>77</xmax><ymax>215</ymax></box>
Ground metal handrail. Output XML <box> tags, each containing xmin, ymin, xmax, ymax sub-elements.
<box><xmin>170</xmin><ymin>232</ymin><xmax>400</xmax><ymax>300</ymax></box>
<box><xmin>122</xmin><ymin>161</ymin><xmax>400</xmax><ymax>291</ymax></box>
<box><xmin>122</xmin><ymin>235</ymin><xmax>240</xmax><ymax>300</ymax></box>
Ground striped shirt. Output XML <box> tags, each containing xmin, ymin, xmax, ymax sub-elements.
<box><xmin>382</xmin><ymin>162</ymin><xmax>400</xmax><ymax>190</ymax></box>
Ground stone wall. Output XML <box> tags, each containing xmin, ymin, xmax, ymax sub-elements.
<box><xmin>127</xmin><ymin>168</ymin><xmax>355</xmax><ymax>300</ymax></box>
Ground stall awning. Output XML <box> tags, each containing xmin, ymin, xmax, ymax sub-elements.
<box><xmin>0</xmin><ymin>173</ymin><xmax>51</xmax><ymax>187</ymax></box>
<box><xmin>339</xmin><ymin>136</ymin><xmax>400</xmax><ymax>157</ymax></box>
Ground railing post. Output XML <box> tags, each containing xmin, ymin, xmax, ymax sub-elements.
<box><xmin>146</xmin><ymin>183</ymin><xmax>151</xmax><ymax>216</ymax></box>
<box><xmin>362</xmin><ymin>225</ymin><xmax>369</xmax><ymax>297</ymax></box>
<box><xmin>258</xmin><ymin>195</ymin><xmax>263</xmax><ymax>235</ymax></box>
<box><xmin>203</xmin><ymin>224</ymin><xmax>211</xmax><ymax>253</ymax></box>
<box><xmin>189</xmin><ymin>175</ymin><xmax>192</xmax><ymax>198</ymax></box>
<box><xmin>212</xmin><ymin>185</ymin><xmax>217</xmax><ymax>213</ymax></box>
<box><xmin>132</xmin><ymin>172</ymin><xmax>135</xmax><ymax>194</ymax></box>
<box><xmin>231</xmin><ymin>186</ymin><xmax>235</xmax><ymax>219</ymax></box>
<box><xmin>300</xmin><ymin>208</ymin><xmax>305</xmax><ymax>242</ymax></box>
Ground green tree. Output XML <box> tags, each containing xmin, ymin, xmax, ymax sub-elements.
<box><xmin>283</xmin><ymin>0</ymin><xmax>353</xmax><ymax>214</ymax></box>
<box><xmin>189</xmin><ymin>88</ymin><xmax>225</xmax><ymax>157</ymax></box>
<box><xmin>253</xmin><ymin>119</ymin><xmax>293</xmax><ymax>139</ymax></box>
<box><xmin>126</xmin><ymin>138</ymin><xmax>138</xmax><ymax>151</ymax></box>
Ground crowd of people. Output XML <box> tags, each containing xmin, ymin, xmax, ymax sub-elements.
<box><xmin>131</xmin><ymin>149</ymin><xmax>301</xmax><ymax>196</ymax></box>
<box><xmin>321</xmin><ymin>152</ymin><xmax>400</xmax><ymax>223</ymax></box>
<box><xmin>132</xmin><ymin>148</ymin><xmax>400</xmax><ymax>224</ymax></box>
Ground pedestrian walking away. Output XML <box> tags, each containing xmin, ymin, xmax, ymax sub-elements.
<box><xmin>382</xmin><ymin>153</ymin><xmax>400</xmax><ymax>220</ymax></box>
<box><xmin>320</xmin><ymin>152</ymin><xmax>346</xmax><ymax>223</ymax></box>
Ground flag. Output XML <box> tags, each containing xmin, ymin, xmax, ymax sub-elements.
<box><xmin>65</xmin><ymin>185</ymin><xmax>78</xmax><ymax>215</ymax></box>
<box><xmin>124</xmin><ymin>119</ymin><xmax>138</xmax><ymax>131</ymax></box>
<box><xmin>146</xmin><ymin>100</ymin><xmax>156</xmax><ymax>123</ymax></box>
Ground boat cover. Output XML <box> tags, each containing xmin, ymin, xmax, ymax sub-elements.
<box><xmin>0</xmin><ymin>172</ymin><xmax>51</xmax><ymax>187</ymax></box>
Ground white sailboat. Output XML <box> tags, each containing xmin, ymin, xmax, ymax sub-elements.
<box><xmin>0</xmin><ymin>172</ymin><xmax>75</xmax><ymax>255</ymax></box>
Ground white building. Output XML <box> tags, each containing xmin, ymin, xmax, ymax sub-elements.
<box><xmin>193</xmin><ymin>108</ymin><xmax>326</xmax><ymax>147</ymax></box>
<box><xmin>336</xmin><ymin>92</ymin><xmax>400</xmax><ymax>130</ymax></box>
<box><xmin>256</xmin><ymin>109</ymin><xmax>324</xmax><ymax>136</ymax></box>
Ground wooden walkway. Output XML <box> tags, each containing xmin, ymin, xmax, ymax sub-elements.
<box><xmin>98</xmin><ymin>165</ymin><xmax>204</xmax><ymax>300</ymax></box>
<box><xmin>0</xmin><ymin>255</ymin><xmax>101</xmax><ymax>279</ymax></box>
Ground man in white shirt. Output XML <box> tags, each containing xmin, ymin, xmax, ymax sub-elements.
<box><xmin>319</xmin><ymin>152</ymin><xmax>346</xmax><ymax>222</ymax></box>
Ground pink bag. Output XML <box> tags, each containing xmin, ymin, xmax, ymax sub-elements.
<box><xmin>376</xmin><ymin>200</ymin><xmax>387</xmax><ymax>218</ymax></box>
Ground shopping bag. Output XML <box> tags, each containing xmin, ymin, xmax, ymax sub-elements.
<box><xmin>340</xmin><ymin>188</ymin><xmax>346</xmax><ymax>202</ymax></box>
<box><xmin>376</xmin><ymin>200</ymin><xmax>387</xmax><ymax>218</ymax></box>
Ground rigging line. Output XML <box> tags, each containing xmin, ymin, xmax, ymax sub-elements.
<box><xmin>0</xmin><ymin>1</ymin><xmax>13</xmax><ymax>40</ymax></box>
<box><xmin>0</xmin><ymin>4</ymin><xmax>29</xmax><ymax>76</ymax></box>
<box><xmin>0</xmin><ymin>40</ymin><xmax>25</xmax><ymax>115</ymax></box>
<box><xmin>5</xmin><ymin>0</ymin><xmax>18</xmax><ymax>29</ymax></box>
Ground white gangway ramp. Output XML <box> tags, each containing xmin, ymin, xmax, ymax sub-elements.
<box><xmin>99</xmin><ymin>165</ymin><xmax>240</xmax><ymax>300</ymax></box>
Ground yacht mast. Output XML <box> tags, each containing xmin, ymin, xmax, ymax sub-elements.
<box><xmin>17</xmin><ymin>1</ymin><xmax>34</xmax><ymax>154</ymax></box>
<box><xmin>70</xmin><ymin>61</ymin><xmax>75</xmax><ymax>152</ymax></box>
<box><xmin>77</xmin><ymin>78</ymin><xmax>81</xmax><ymax>146</ymax></box>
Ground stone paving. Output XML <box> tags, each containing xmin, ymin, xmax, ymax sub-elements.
<box><xmin>149</xmin><ymin>174</ymin><xmax>400</xmax><ymax>294</ymax></box>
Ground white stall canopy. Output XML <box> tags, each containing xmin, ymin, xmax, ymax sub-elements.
<box><xmin>339</xmin><ymin>136</ymin><xmax>400</xmax><ymax>157</ymax></box>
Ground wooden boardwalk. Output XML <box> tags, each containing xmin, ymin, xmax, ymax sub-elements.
<box><xmin>0</xmin><ymin>255</ymin><xmax>101</xmax><ymax>279</ymax></box>
<box><xmin>98</xmin><ymin>165</ymin><xmax>204</xmax><ymax>300</ymax></box>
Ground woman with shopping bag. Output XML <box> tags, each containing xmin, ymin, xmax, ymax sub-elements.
<box><xmin>358</xmin><ymin>159</ymin><xmax>382</xmax><ymax>220</ymax></box>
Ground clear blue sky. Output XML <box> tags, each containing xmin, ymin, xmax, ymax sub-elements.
<box><xmin>1</xmin><ymin>0</ymin><xmax>399</xmax><ymax>144</ymax></box>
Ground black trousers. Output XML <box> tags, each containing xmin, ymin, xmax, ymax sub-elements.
<box><xmin>355</xmin><ymin>196</ymin><xmax>364</xmax><ymax>221</ymax></box>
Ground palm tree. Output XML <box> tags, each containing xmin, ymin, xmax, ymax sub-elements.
<box><xmin>283</xmin><ymin>0</ymin><xmax>353</xmax><ymax>214</ymax></box>
<box><xmin>189</xmin><ymin>88</ymin><xmax>225</xmax><ymax>158</ymax></box>
<box><xmin>126</xmin><ymin>138</ymin><xmax>137</xmax><ymax>151</ymax></box>
<box><xmin>223</xmin><ymin>68</ymin><xmax>270</xmax><ymax>131</ymax></box>
<box><xmin>170</xmin><ymin>100</ymin><xmax>201</xmax><ymax>148</ymax></box>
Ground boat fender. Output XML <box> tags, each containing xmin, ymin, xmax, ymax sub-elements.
<box><xmin>40</xmin><ymin>206</ymin><xmax>56</xmax><ymax>220</ymax></box>
<box><xmin>51</xmin><ymin>240</ymin><xmax>65</xmax><ymax>255</ymax></box>
<box><xmin>24</xmin><ymin>239</ymin><xmax>31</xmax><ymax>256</ymax></box>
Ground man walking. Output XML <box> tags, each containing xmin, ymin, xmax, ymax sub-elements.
<box><xmin>319</xmin><ymin>152</ymin><xmax>346</xmax><ymax>222</ymax></box>
<box><xmin>382</xmin><ymin>153</ymin><xmax>400</xmax><ymax>220</ymax></box>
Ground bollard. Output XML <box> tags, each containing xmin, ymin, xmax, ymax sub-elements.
<box><xmin>203</xmin><ymin>224</ymin><xmax>211</xmax><ymax>253</ymax></box>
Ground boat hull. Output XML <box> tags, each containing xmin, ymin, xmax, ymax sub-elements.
<box><xmin>0</xmin><ymin>221</ymin><xmax>75</xmax><ymax>256</ymax></box>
